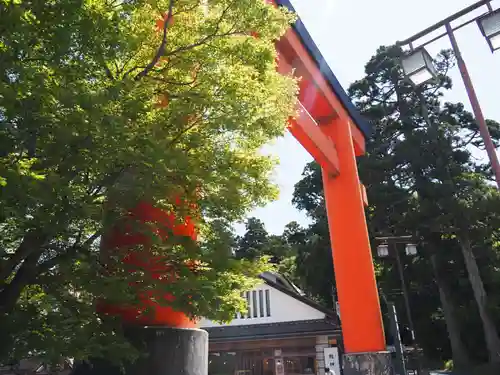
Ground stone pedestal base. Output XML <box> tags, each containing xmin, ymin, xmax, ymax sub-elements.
<box><xmin>126</xmin><ymin>326</ymin><xmax>208</xmax><ymax>375</ymax></box>
<box><xmin>342</xmin><ymin>352</ymin><xmax>394</xmax><ymax>375</ymax></box>
<box><xmin>72</xmin><ymin>326</ymin><xmax>208</xmax><ymax>375</ymax></box>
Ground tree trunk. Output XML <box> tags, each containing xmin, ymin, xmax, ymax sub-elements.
<box><xmin>0</xmin><ymin>248</ymin><xmax>42</xmax><ymax>314</ymax></box>
<box><xmin>430</xmin><ymin>253</ymin><xmax>470</xmax><ymax>369</ymax></box>
<box><xmin>0</xmin><ymin>230</ymin><xmax>45</xmax><ymax>285</ymax></box>
<box><xmin>0</xmin><ymin>231</ymin><xmax>47</xmax><ymax>314</ymax></box>
<box><xmin>458</xmin><ymin>234</ymin><xmax>500</xmax><ymax>363</ymax></box>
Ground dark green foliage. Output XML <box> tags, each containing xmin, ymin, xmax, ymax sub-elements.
<box><xmin>235</xmin><ymin>218</ymin><xmax>270</xmax><ymax>260</ymax></box>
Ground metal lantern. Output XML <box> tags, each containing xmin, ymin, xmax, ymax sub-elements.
<box><xmin>405</xmin><ymin>243</ymin><xmax>418</xmax><ymax>256</ymax></box>
<box><xmin>401</xmin><ymin>48</ymin><xmax>438</xmax><ymax>86</ymax></box>
<box><xmin>377</xmin><ymin>243</ymin><xmax>390</xmax><ymax>258</ymax></box>
<box><xmin>478</xmin><ymin>8</ymin><xmax>500</xmax><ymax>52</ymax></box>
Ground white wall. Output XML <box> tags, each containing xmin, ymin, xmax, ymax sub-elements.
<box><xmin>200</xmin><ymin>283</ymin><xmax>325</xmax><ymax>327</ymax></box>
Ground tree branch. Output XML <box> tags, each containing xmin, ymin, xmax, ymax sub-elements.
<box><xmin>167</xmin><ymin>115</ymin><xmax>204</xmax><ymax>148</ymax></box>
<box><xmin>460</xmin><ymin>130</ymin><xmax>479</xmax><ymax>148</ymax></box>
<box><xmin>163</xmin><ymin>30</ymin><xmax>242</xmax><ymax>60</ymax></box>
<box><xmin>104</xmin><ymin>63</ymin><xmax>114</xmax><ymax>80</ymax></box>
<box><xmin>149</xmin><ymin>74</ymin><xmax>198</xmax><ymax>86</ymax></box>
<box><xmin>135</xmin><ymin>0</ymin><xmax>174</xmax><ymax>80</ymax></box>
<box><xmin>0</xmin><ymin>242</ymin><xmax>44</xmax><ymax>314</ymax></box>
<box><xmin>37</xmin><ymin>231</ymin><xmax>101</xmax><ymax>274</ymax></box>
<box><xmin>0</xmin><ymin>231</ymin><xmax>46</xmax><ymax>287</ymax></box>
<box><xmin>162</xmin><ymin>2</ymin><xmax>238</xmax><ymax>59</ymax></box>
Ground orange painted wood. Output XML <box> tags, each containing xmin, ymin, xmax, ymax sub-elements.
<box><xmin>99</xmin><ymin>201</ymin><xmax>199</xmax><ymax>328</ymax></box>
<box><xmin>297</xmin><ymin>77</ymin><xmax>339</xmax><ymax>125</ymax></box>
<box><xmin>351</xmin><ymin>123</ymin><xmax>366</xmax><ymax>156</ymax></box>
<box><xmin>277</xmin><ymin>53</ymin><xmax>338</xmax><ymax>125</ymax></box>
<box><xmin>278</xmin><ymin>51</ymin><xmax>340</xmax><ymax>175</ymax></box>
<box><xmin>360</xmin><ymin>183</ymin><xmax>368</xmax><ymax>206</ymax></box>
<box><xmin>276</xmin><ymin>50</ymin><xmax>293</xmax><ymax>75</ymax></box>
<box><xmin>320</xmin><ymin>120</ymin><xmax>385</xmax><ymax>353</ymax></box>
<box><xmin>276</xmin><ymin>30</ymin><xmax>366</xmax><ymax>156</ymax></box>
<box><xmin>288</xmin><ymin>102</ymin><xmax>340</xmax><ymax>176</ymax></box>
<box><xmin>273</xmin><ymin>7</ymin><xmax>384</xmax><ymax>354</ymax></box>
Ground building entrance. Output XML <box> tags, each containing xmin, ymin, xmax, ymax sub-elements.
<box><xmin>208</xmin><ymin>350</ymin><xmax>316</xmax><ymax>375</ymax></box>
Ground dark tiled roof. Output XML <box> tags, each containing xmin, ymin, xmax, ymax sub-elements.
<box><xmin>206</xmin><ymin>319</ymin><xmax>340</xmax><ymax>342</ymax></box>
<box><xmin>275</xmin><ymin>0</ymin><xmax>372</xmax><ymax>138</ymax></box>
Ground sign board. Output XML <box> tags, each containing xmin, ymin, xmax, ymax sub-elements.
<box><xmin>323</xmin><ymin>347</ymin><xmax>341</xmax><ymax>375</ymax></box>
<box><xmin>275</xmin><ymin>357</ymin><xmax>284</xmax><ymax>375</ymax></box>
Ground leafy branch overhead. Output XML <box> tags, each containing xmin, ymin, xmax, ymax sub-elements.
<box><xmin>135</xmin><ymin>0</ymin><xmax>175</xmax><ymax>80</ymax></box>
<box><xmin>0</xmin><ymin>0</ymin><xmax>297</xmax><ymax>364</ymax></box>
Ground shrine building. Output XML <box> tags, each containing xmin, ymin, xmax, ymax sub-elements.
<box><xmin>201</xmin><ymin>272</ymin><xmax>343</xmax><ymax>375</ymax></box>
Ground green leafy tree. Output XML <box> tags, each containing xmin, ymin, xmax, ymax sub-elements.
<box><xmin>0</xmin><ymin>0</ymin><xmax>297</xmax><ymax>364</ymax></box>
<box><xmin>235</xmin><ymin>218</ymin><xmax>298</xmax><ymax>267</ymax></box>
<box><xmin>235</xmin><ymin>217</ymin><xmax>270</xmax><ymax>260</ymax></box>
<box><xmin>234</xmin><ymin>219</ymin><xmax>309</xmax><ymax>288</ymax></box>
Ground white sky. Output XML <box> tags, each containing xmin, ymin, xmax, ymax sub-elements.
<box><xmin>234</xmin><ymin>0</ymin><xmax>500</xmax><ymax>235</ymax></box>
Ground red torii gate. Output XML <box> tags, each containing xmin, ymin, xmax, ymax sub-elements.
<box><xmin>272</xmin><ymin>0</ymin><xmax>386</xmax><ymax>360</ymax></box>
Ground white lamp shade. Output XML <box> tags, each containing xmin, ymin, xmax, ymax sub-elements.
<box><xmin>406</xmin><ymin>69</ymin><xmax>434</xmax><ymax>86</ymax></box>
<box><xmin>489</xmin><ymin>33</ymin><xmax>500</xmax><ymax>51</ymax></box>
<box><xmin>478</xmin><ymin>9</ymin><xmax>500</xmax><ymax>52</ymax></box>
<box><xmin>401</xmin><ymin>48</ymin><xmax>438</xmax><ymax>86</ymax></box>
<box><xmin>377</xmin><ymin>244</ymin><xmax>390</xmax><ymax>258</ymax></box>
<box><xmin>405</xmin><ymin>243</ymin><xmax>418</xmax><ymax>256</ymax></box>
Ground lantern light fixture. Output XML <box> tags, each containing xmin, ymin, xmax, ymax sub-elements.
<box><xmin>477</xmin><ymin>8</ymin><xmax>500</xmax><ymax>52</ymax></box>
<box><xmin>400</xmin><ymin>48</ymin><xmax>438</xmax><ymax>86</ymax></box>
<box><xmin>377</xmin><ymin>243</ymin><xmax>390</xmax><ymax>258</ymax></box>
<box><xmin>405</xmin><ymin>243</ymin><xmax>418</xmax><ymax>256</ymax></box>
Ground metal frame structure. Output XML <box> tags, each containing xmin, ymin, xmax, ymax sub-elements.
<box><xmin>397</xmin><ymin>0</ymin><xmax>500</xmax><ymax>189</ymax></box>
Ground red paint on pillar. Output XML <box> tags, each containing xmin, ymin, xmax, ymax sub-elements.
<box><xmin>321</xmin><ymin>120</ymin><xmax>385</xmax><ymax>353</ymax></box>
<box><xmin>98</xmin><ymin>200</ymin><xmax>199</xmax><ymax>328</ymax></box>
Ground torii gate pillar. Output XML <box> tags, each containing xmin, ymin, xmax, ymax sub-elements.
<box><xmin>273</xmin><ymin>1</ymin><xmax>393</xmax><ymax>374</ymax></box>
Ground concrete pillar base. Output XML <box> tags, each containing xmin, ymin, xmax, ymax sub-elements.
<box><xmin>342</xmin><ymin>352</ymin><xmax>394</xmax><ymax>375</ymax></box>
<box><xmin>126</xmin><ymin>326</ymin><xmax>208</xmax><ymax>375</ymax></box>
<box><xmin>72</xmin><ymin>326</ymin><xmax>208</xmax><ymax>375</ymax></box>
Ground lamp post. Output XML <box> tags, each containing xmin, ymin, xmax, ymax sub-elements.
<box><xmin>375</xmin><ymin>235</ymin><xmax>421</xmax><ymax>374</ymax></box>
<box><xmin>396</xmin><ymin>0</ymin><xmax>500</xmax><ymax>189</ymax></box>
<box><xmin>379</xmin><ymin>290</ymin><xmax>407</xmax><ymax>375</ymax></box>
